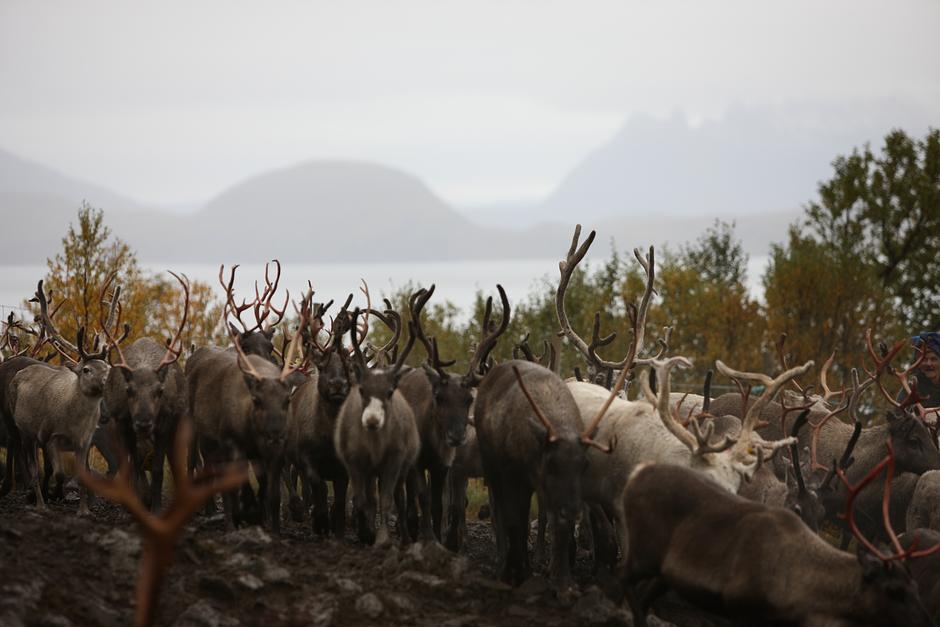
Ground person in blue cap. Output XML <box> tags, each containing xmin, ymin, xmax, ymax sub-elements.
<box><xmin>902</xmin><ymin>332</ymin><xmax>940</xmax><ymax>408</ymax></box>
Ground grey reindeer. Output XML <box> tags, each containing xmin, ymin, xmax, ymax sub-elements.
<box><xmin>621</xmin><ymin>460</ymin><xmax>939</xmax><ymax>627</ymax></box>
<box><xmin>187</xmin><ymin>301</ymin><xmax>304</xmax><ymax>532</ymax></box>
<box><xmin>101</xmin><ymin>271</ymin><xmax>190</xmax><ymax>511</ymax></box>
<box><xmin>397</xmin><ymin>284</ymin><xmax>479</xmax><ymax>542</ymax></box>
<box><xmin>9</xmin><ymin>280</ymin><xmax>118</xmax><ymax>513</ymax></box>
<box><xmin>333</xmin><ymin>309</ymin><xmax>420</xmax><ymax>546</ymax></box>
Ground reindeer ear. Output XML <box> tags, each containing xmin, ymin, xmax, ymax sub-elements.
<box><xmin>157</xmin><ymin>366</ymin><xmax>171</xmax><ymax>383</ymax></box>
<box><xmin>243</xmin><ymin>373</ymin><xmax>261</xmax><ymax>393</ymax></box>
<box><xmin>263</xmin><ymin>327</ymin><xmax>276</xmax><ymax>340</ymax></box>
<box><xmin>119</xmin><ymin>367</ymin><xmax>134</xmax><ymax>383</ymax></box>
<box><xmin>228</xmin><ymin>322</ymin><xmax>241</xmax><ymax>338</ymax></box>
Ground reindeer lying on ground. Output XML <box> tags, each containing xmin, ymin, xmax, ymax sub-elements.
<box><xmin>621</xmin><ymin>451</ymin><xmax>940</xmax><ymax>627</ymax></box>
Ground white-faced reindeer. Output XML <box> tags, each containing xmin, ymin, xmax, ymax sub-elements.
<box><xmin>621</xmin><ymin>452</ymin><xmax>940</xmax><ymax>627</ymax></box>
<box><xmin>333</xmin><ymin>309</ymin><xmax>420</xmax><ymax>546</ymax></box>
<box><xmin>8</xmin><ymin>280</ymin><xmax>116</xmax><ymax>513</ymax></box>
<box><xmin>101</xmin><ymin>271</ymin><xmax>190</xmax><ymax>511</ymax></box>
<box><xmin>187</xmin><ymin>303</ymin><xmax>304</xmax><ymax>532</ymax></box>
<box><xmin>397</xmin><ymin>284</ymin><xmax>478</xmax><ymax>542</ymax></box>
<box><xmin>283</xmin><ymin>291</ymin><xmax>386</xmax><ymax>535</ymax></box>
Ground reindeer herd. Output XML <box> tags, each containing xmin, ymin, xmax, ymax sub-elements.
<box><xmin>2</xmin><ymin>224</ymin><xmax>940</xmax><ymax>626</ymax></box>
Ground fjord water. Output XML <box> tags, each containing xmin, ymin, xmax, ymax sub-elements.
<box><xmin>1</xmin><ymin>255</ymin><xmax>770</xmax><ymax>323</ymax></box>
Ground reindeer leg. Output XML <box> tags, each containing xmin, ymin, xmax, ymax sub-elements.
<box><xmin>428</xmin><ymin>462</ymin><xmax>447</xmax><ymax>541</ymax></box>
<box><xmin>395</xmin><ymin>475</ymin><xmax>410</xmax><ymax>545</ymax></box>
<box><xmin>26</xmin><ymin>437</ymin><xmax>45</xmax><ymax>510</ymax></box>
<box><xmin>331</xmin><ymin>473</ymin><xmax>348</xmax><ymax>537</ymax></box>
<box><xmin>76</xmin><ymin>443</ymin><xmax>91</xmax><ymax>516</ymax></box>
<box><xmin>150</xmin><ymin>436</ymin><xmax>167</xmax><ymax>512</ymax></box>
<box><xmin>408</xmin><ymin>467</ymin><xmax>434</xmax><ymax>542</ymax></box>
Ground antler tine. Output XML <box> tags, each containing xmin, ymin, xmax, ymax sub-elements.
<box><xmin>279</xmin><ymin>300</ymin><xmax>307</xmax><ymax>381</ymax></box>
<box><xmin>227</xmin><ymin>318</ymin><xmax>264</xmax><ymax>380</ymax></box>
<box><xmin>153</xmin><ymin>271</ymin><xmax>190</xmax><ymax>369</ymax></box>
<box><xmin>96</xmin><ymin>270</ymin><xmax>130</xmax><ymax>367</ymax></box>
<box><xmin>364</xmin><ymin>306</ymin><xmax>402</xmax><ymax>366</ymax></box>
<box><xmin>717</xmin><ymin>360</ymin><xmax>814</xmax><ymax>440</ymax></box>
<box><xmin>629</xmin><ymin>246</ymin><xmax>658</xmax><ymax>367</ymax></box>
<box><xmin>864</xmin><ymin>329</ymin><xmax>909</xmax><ymax>406</ymax></box>
<box><xmin>355</xmin><ymin>278</ymin><xmax>371</xmax><ymax>346</ymax></box>
<box><xmin>32</xmin><ymin>279</ymin><xmax>81</xmax><ymax>358</ymax></box>
<box><xmin>465</xmin><ymin>285</ymin><xmax>510</xmax><ymax>385</ymax></box>
<box><xmin>774</xmin><ymin>333</ymin><xmax>805</xmax><ymax>393</ymax></box>
<box><xmin>512</xmin><ymin>364</ymin><xmax>558</xmax><ymax>442</ymax></box>
<box><xmin>646</xmin><ymin>356</ymin><xmax>699</xmax><ymax>452</ymax></box>
<box><xmin>789</xmin><ymin>410</ymin><xmax>811</xmax><ymax>494</ymax></box>
<box><xmin>819</xmin><ymin>351</ymin><xmax>844</xmax><ymax>403</ymax></box>
<box><xmin>218</xmin><ymin>264</ymin><xmax>254</xmax><ymax>333</ymax></box>
<box><xmin>389</xmin><ymin>320</ymin><xmax>418</xmax><ymax>374</ymax></box>
<box><xmin>408</xmin><ymin>285</ymin><xmax>437</xmax><ymax>359</ymax></box>
<box><xmin>348</xmin><ymin>308</ymin><xmax>367</xmax><ymax>368</ymax></box>
<box><xmin>688</xmin><ymin>418</ymin><xmax>737</xmax><ymax>455</ymax></box>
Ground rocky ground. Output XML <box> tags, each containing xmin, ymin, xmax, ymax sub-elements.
<box><xmin>0</xmin><ymin>488</ymin><xmax>720</xmax><ymax>627</ymax></box>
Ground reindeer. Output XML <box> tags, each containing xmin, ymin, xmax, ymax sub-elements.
<box><xmin>397</xmin><ymin>284</ymin><xmax>477</xmax><ymax>541</ymax></box>
<box><xmin>283</xmin><ymin>290</ymin><xmax>385</xmax><ymax>535</ymax></box>
<box><xmin>9</xmin><ymin>281</ymin><xmax>116</xmax><ymax>513</ymax></box>
<box><xmin>101</xmin><ymin>271</ymin><xmax>190</xmax><ymax>510</ymax></box>
<box><xmin>908</xmin><ymin>470</ymin><xmax>940</xmax><ymax>532</ymax></box>
<box><xmin>217</xmin><ymin>260</ymin><xmax>289</xmax><ymax>362</ymax></box>
<box><xmin>900</xmin><ymin>528</ymin><xmax>940</xmax><ymax>621</ymax></box>
<box><xmin>442</xmin><ymin>423</ymin><xmax>482</xmax><ymax>552</ymax></box>
<box><xmin>333</xmin><ymin>309</ymin><xmax>419</xmax><ymax>546</ymax></box>
<box><xmin>556</xmin><ymin>225</ymin><xmax>804</xmax><ymax>565</ymax></box>
<box><xmin>186</xmin><ymin>302</ymin><xmax>303</xmax><ymax>532</ymax></box>
<box><xmin>621</xmin><ymin>452</ymin><xmax>939</xmax><ymax>627</ymax></box>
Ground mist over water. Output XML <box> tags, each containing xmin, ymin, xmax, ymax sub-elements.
<box><xmin>0</xmin><ymin>255</ymin><xmax>771</xmax><ymax>324</ymax></box>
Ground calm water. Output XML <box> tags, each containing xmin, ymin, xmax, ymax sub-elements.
<box><xmin>0</xmin><ymin>256</ymin><xmax>770</xmax><ymax>323</ymax></box>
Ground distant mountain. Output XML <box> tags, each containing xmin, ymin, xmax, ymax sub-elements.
<box><xmin>0</xmin><ymin>148</ymin><xmax>156</xmax><ymax>263</ymax></box>
<box><xmin>538</xmin><ymin>102</ymin><xmax>937</xmax><ymax>224</ymax></box>
<box><xmin>178</xmin><ymin>160</ymin><xmax>494</xmax><ymax>262</ymax></box>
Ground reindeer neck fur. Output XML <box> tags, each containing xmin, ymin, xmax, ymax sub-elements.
<box><xmin>335</xmin><ymin>385</ymin><xmax>419</xmax><ymax>470</ymax></box>
<box><xmin>570</xmin><ymin>381</ymin><xmax>744</xmax><ymax>496</ymax></box>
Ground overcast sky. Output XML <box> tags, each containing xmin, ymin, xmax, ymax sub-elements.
<box><xmin>1</xmin><ymin>0</ymin><xmax>938</xmax><ymax>209</ymax></box>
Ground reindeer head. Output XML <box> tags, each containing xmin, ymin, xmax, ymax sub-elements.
<box><xmin>887</xmin><ymin>409</ymin><xmax>940</xmax><ymax>474</ymax></box>
<box><xmin>348</xmin><ymin>309</ymin><xmax>416</xmax><ymax>432</ymax></box>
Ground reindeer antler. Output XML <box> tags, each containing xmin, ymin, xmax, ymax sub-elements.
<box><xmin>78</xmin><ymin>418</ymin><xmax>248</xmax><ymax>627</ymax></box>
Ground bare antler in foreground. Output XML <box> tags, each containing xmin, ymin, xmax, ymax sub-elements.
<box><xmin>78</xmin><ymin>418</ymin><xmax>248</xmax><ymax>627</ymax></box>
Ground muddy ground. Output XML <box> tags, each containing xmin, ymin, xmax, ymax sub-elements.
<box><xmin>0</xmin><ymin>487</ymin><xmax>720</xmax><ymax>627</ymax></box>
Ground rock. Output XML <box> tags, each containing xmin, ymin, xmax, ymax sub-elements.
<box><xmin>0</xmin><ymin>580</ymin><xmax>44</xmax><ymax>624</ymax></box>
<box><xmin>396</xmin><ymin>570</ymin><xmax>447</xmax><ymax>589</ymax></box>
<box><xmin>514</xmin><ymin>575</ymin><xmax>551</xmax><ymax>599</ymax></box>
<box><xmin>381</xmin><ymin>546</ymin><xmax>401</xmax><ymax>572</ymax></box>
<box><xmin>237</xmin><ymin>574</ymin><xmax>264</xmax><ymax>591</ymax></box>
<box><xmin>198</xmin><ymin>575</ymin><xmax>237</xmax><ymax>601</ymax></box>
<box><xmin>260</xmin><ymin>560</ymin><xmax>291</xmax><ymax>585</ymax></box>
<box><xmin>173</xmin><ymin>600</ymin><xmax>240</xmax><ymax>627</ymax></box>
<box><xmin>303</xmin><ymin>594</ymin><xmax>337</xmax><ymax>627</ymax></box>
<box><xmin>449</xmin><ymin>556</ymin><xmax>469</xmax><ymax>581</ymax></box>
<box><xmin>355</xmin><ymin>592</ymin><xmax>384</xmax><ymax>619</ymax></box>
<box><xmin>333</xmin><ymin>577</ymin><xmax>363</xmax><ymax>595</ymax></box>
<box><xmin>223</xmin><ymin>552</ymin><xmax>252</xmax><ymax>569</ymax></box>
<box><xmin>87</xmin><ymin>601</ymin><xmax>124</xmax><ymax>627</ymax></box>
<box><xmin>33</xmin><ymin>614</ymin><xmax>72</xmax><ymax>627</ymax></box>
<box><xmin>221</xmin><ymin>526</ymin><xmax>271</xmax><ymax>548</ymax></box>
<box><xmin>85</xmin><ymin>528</ymin><xmax>141</xmax><ymax>575</ymax></box>
<box><xmin>571</xmin><ymin>585</ymin><xmax>631</xmax><ymax>626</ymax></box>
<box><xmin>506</xmin><ymin>604</ymin><xmax>537</xmax><ymax>619</ymax></box>
<box><xmin>440</xmin><ymin>617</ymin><xmax>480</xmax><ymax>627</ymax></box>
<box><xmin>383</xmin><ymin>592</ymin><xmax>415</xmax><ymax>613</ymax></box>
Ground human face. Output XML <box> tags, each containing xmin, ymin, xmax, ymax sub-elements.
<box><xmin>920</xmin><ymin>351</ymin><xmax>940</xmax><ymax>385</ymax></box>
